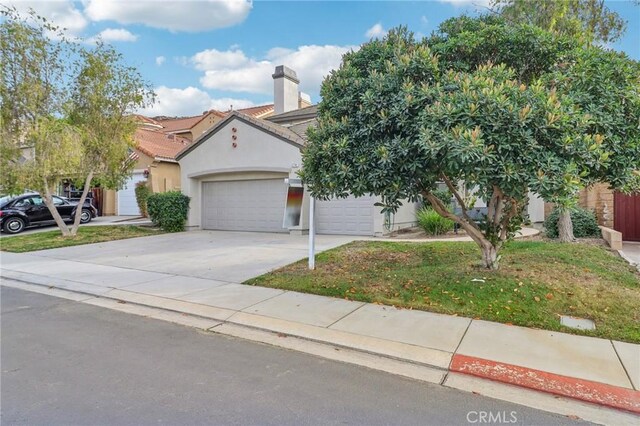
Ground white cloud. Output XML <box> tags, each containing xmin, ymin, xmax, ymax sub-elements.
<box><xmin>87</xmin><ymin>28</ymin><xmax>138</xmax><ymax>43</ymax></box>
<box><xmin>155</xmin><ymin>56</ymin><xmax>166</xmax><ymax>66</ymax></box>
<box><xmin>421</xmin><ymin>16</ymin><xmax>429</xmax><ymax>25</ymax></box>
<box><xmin>84</xmin><ymin>0</ymin><xmax>252</xmax><ymax>32</ymax></box>
<box><xmin>191</xmin><ymin>48</ymin><xmax>249</xmax><ymax>71</ymax></box>
<box><xmin>138</xmin><ymin>86</ymin><xmax>254</xmax><ymax>117</ymax></box>
<box><xmin>365</xmin><ymin>23</ymin><xmax>387</xmax><ymax>39</ymax></box>
<box><xmin>3</xmin><ymin>0</ymin><xmax>88</xmax><ymax>36</ymax></box>
<box><xmin>196</xmin><ymin>44</ymin><xmax>355</xmax><ymax>96</ymax></box>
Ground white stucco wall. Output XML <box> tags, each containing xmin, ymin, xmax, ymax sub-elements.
<box><xmin>527</xmin><ymin>191</ymin><xmax>545</xmax><ymax>223</ymax></box>
<box><xmin>179</xmin><ymin>117</ymin><xmax>302</xmax><ymax>228</ymax></box>
<box><xmin>373</xmin><ymin>200</ymin><xmax>419</xmax><ymax>236</ymax></box>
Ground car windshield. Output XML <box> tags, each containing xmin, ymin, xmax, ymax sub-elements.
<box><xmin>0</xmin><ymin>195</ymin><xmax>16</xmax><ymax>207</ymax></box>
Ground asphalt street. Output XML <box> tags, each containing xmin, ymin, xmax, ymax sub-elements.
<box><xmin>1</xmin><ymin>286</ymin><xmax>588</xmax><ymax>425</ymax></box>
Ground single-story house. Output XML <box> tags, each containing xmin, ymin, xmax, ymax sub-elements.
<box><xmin>102</xmin><ymin>107</ymin><xmax>287</xmax><ymax>216</ymax></box>
<box><xmin>177</xmin><ymin>66</ymin><xmax>417</xmax><ymax>236</ymax></box>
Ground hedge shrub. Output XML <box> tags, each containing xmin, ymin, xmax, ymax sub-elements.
<box><xmin>417</xmin><ymin>207</ymin><xmax>454</xmax><ymax>236</ymax></box>
<box><xmin>544</xmin><ymin>207</ymin><xmax>601</xmax><ymax>239</ymax></box>
<box><xmin>134</xmin><ymin>180</ymin><xmax>151</xmax><ymax>217</ymax></box>
<box><xmin>147</xmin><ymin>191</ymin><xmax>190</xmax><ymax>232</ymax></box>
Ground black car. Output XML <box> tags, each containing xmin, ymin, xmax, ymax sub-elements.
<box><xmin>0</xmin><ymin>193</ymin><xmax>98</xmax><ymax>234</ymax></box>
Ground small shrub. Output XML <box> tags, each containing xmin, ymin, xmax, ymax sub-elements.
<box><xmin>134</xmin><ymin>180</ymin><xmax>151</xmax><ymax>217</ymax></box>
<box><xmin>544</xmin><ymin>207</ymin><xmax>600</xmax><ymax>239</ymax></box>
<box><xmin>147</xmin><ymin>191</ymin><xmax>190</xmax><ymax>232</ymax></box>
<box><xmin>417</xmin><ymin>207</ymin><xmax>455</xmax><ymax>235</ymax></box>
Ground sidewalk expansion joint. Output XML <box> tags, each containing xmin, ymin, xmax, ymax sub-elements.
<box><xmin>232</xmin><ymin>288</ymin><xmax>290</xmax><ymax>313</ymax></box>
<box><xmin>325</xmin><ymin>302</ymin><xmax>366</xmax><ymax>329</ymax></box>
<box><xmin>610</xmin><ymin>339</ymin><xmax>637</xmax><ymax>391</ymax></box>
<box><xmin>448</xmin><ymin>318</ymin><xmax>472</xmax><ymax>370</ymax></box>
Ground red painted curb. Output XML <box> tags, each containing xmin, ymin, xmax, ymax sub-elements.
<box><xmin>450</xmin><ymin>354</ymin><xmax>640</xmax><ymax>414</ymax></box>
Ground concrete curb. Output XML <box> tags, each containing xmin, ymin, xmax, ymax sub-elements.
<box><xmin>2</xmin><ymin>272</ymin><xmax>638</xmax><ymax>419</ymax></box>
<box><xmin>451</xmin><ymin>354</ymin><xmax>640</xmax><ymax>415</ymax></box>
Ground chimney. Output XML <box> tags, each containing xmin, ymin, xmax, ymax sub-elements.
<box><xmin>272</xmin><ymin>65</ymin><xmax>300</xmax><ymax>114</ymax></box>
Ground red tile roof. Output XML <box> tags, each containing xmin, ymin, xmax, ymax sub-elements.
<box><xmin>229</xmin><ymin>104</ymin><xmax>274</xmax><ymax>118</ymax></box>
<box><xmin>133</xmin><ymin>114</ymin><xmax>163</xmax><ymax>127</ymax></box>
<box><xmin>135</xmin><ymin>128</ymin><xmax>191</xmax><ymax>161</ymax></box>
<box><xmin>156</xmin><ymin>110</ymin><xmax>225</xmax><ymax>133</ymax></box>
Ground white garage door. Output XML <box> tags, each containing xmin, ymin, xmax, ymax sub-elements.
<box><xmin>316</xmin><ymin>195</ymin><xmax>375</xmax><ymax>236</ymax></box>
<box><xmin>202</xmin><ymin>179</ymin><xmax>287</xmax><ymax>233</ymax></box>
<box><xmin>118</xmin><ymin>172</ymin><xmax>145</xmax><ymax>216</ymax></box>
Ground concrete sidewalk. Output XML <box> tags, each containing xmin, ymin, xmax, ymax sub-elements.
<box><xmin>1</xmin><ymin>250</ymin><xmax>638</xmax><ymax>419</ymax></box>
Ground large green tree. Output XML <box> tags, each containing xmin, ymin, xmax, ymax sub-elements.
<box><xmin>0</xmin><ymin>7</ymin><xmax>153</xmax><ymax>236</ymax></box>
<box><xmin>301</xmin><ymin>28</ymin><xmax>600</xmax><ymax>269</ymax></box>
<box><xmin>490</xmin><ymin>0</ymin><xmax>627</xmax><ymax>44</ymax></box>
<box><xmin>423</xmin><ymin>15</ymin><xmax>638</xmax><ymax>242</ymax></box>
<box><xmin>490</xmin><ymin>1</ymin><xmax>638</xmax><ymax>241</ymax></box>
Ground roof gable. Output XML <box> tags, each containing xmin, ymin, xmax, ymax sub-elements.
<box><xmin>176</xmin><ymin>111</ymin><xmax>304</xmax><ymax>161</ymax></box>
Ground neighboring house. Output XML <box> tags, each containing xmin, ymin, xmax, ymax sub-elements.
<box><xmin>102</xmin><ymin>119</ymin><xmax>193</xmax><ymax>216</ymax></box>
<box><xmin>545</xmin><ymin>185</ymin><xmax>640</xmax><ymax>242</ymax></box>
<box><xmin>177</xmin><ymin>66</ymin><xmax>417</xmax><ymax>236</ymax></box>
<box><xmin>156</xmin><ymin>110</ymin><xmax>226</xmax><ymax>142</ymax></box>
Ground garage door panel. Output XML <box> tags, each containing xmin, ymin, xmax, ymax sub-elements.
<box><xmin>118</xmin><ymin>173</ymin><xmax>145</xmax><ymax>216</ymax></box>
<box><xmin>316</xmin><ymin>195</ymin><xmax>375</xmax><ymax>236</ymax></box>
<box><xmin>202</xmin><ymin>179</ymin><xmax>287</xmax><ymax>233</ymax></box>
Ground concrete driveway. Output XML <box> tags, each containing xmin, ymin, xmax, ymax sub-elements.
<box><xmin>31</xmin><ymin>231</ymin><xmax>360</xmax><ymax>283</ymax></box>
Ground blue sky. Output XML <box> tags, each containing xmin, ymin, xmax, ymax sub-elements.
<box><xmin>7</xmin><ymin>1</ymin><xmax>640</xmax><ymax>117</ymax></box>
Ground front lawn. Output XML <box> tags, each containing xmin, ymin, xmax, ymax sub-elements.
<box><xmin>246</xmin><ymin>241</ymin><xmax>640</xmax><ymax>343</ymax></box>
<box><xmin>0</xmin><ymin>225</ymin><xmax>165</xmax><ymax>253</ymax></box>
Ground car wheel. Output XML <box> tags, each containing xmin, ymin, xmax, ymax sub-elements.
<box><xmin>3</xmin><ymin>217</ymin><xmax>26</xmax><ymax>234</ymax></box>
<box><xmin>80</xmin><ymin>209</ymin><xmax>92</xmax><ymax>224</ymax></box>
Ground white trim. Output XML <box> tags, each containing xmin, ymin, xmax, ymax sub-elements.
<box><xmin>188</xmin><ymin>167</ymin><xmax>291</xmax><ymax>179</ymax></box>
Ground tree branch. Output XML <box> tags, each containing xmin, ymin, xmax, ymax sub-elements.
<box><xmin>70</xmin><ymin>170</ymin><xmax>94</xmax><ymax>235</ymax></box>
<box><xmin>42</xmin><ymin>178</ymin><xmax>70</xmax><ymax>236</ymax></box>
<box><xmin>440</xmin><ymin>173</ymin><xmax>482</xmax><ymax>226</ymax></box>
<box><xmin>423</xmin><ymin>190</ymin><xmax>487</xmax><ymax>247</ymax></box>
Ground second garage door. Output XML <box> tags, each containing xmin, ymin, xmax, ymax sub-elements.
<box><xmin>316</xmin><ymin>195</ymin><xmax>375</xmax><ymax>236</ymax></box>
<box><xmin>118</xmin><ymin>172</ymin><xmax>146</xmax><ymax>216</ymax></box>
<box><xmin>202</xmin><ymin>179</ymin><xmax>287</xmax><ymax>233</ymax></box>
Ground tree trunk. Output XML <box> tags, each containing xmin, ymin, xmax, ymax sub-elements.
<box><xmin>558</xmin><ymin>209</ymin><xmax>575</xmax><ymax>242</ymax></box>
<box><xmin>424</xmin><ymin>190</ymin><xmax>503</xmax><ymax>270</ymax></box>
<box><xmin>481</xmin><ymin>244</ymin><xmax>499</xmax><ymax>270</ymax></box>
<box><xmin>69</xmin><ymin>171</ymin><xmax>94</xmax><ymax>236</ymax></box>
<box><xmin>42</xmin><ymin>185</ymin><xmax>71</xmax><ymax>237</ymax></box>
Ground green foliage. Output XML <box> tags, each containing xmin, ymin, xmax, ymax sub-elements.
<box><xmin>544</xmin><ymin>207</ymin><xmax>601</xmax><ymax>238</ymax></box>
<box><xmin>0</xmin><ymin>7</ymin><xmax>154</xmax><ymax>237</ymax></box>
<box><xmin>429</xmin><ymin>15</ymin><xmax>577</xmax><ymax>83</ymax></box>
<box><xmin>490</xmin><ymin>0</ymin><xmax>627</xmax><ymax>44</ymax></box>
<box><xmin>546</xmin><ymin>47</ymin><xmax>640</xmax><ymax>194</ymax></box>
<box><xmin>301</xmin><ymin>18</ymin><xmax>640</xmax><ymax>269</ymax></box>
<box><xmin>66</xmin><ymin>42</ymin><xmax>154</xmax><ymax>191</ymax></box>
<box><xmin>134</xmin><ymin>180</ymin><xmax>151</xmax><ymax>217</ymax></box>
<box><xmin>147</xmin><ymin>191</ymin><xmax>190</xmax><ymax>233</ymax></box>
<box><xmin>417</xmin><ymin>207</ymin><xmax>454</xmax><ymax>235</ymax></box>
